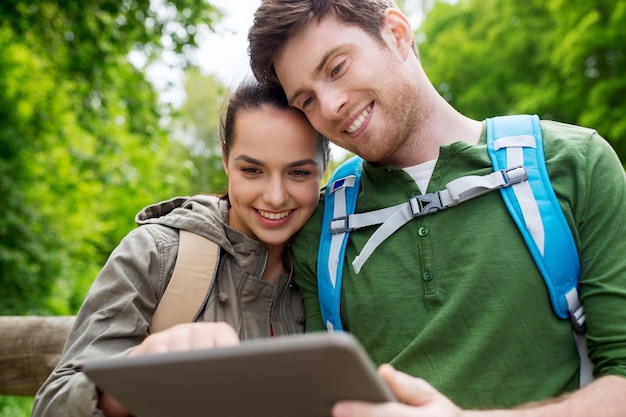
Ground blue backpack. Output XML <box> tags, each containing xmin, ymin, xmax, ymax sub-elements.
<box><xmin>317</xmin><ymin>114</ymin><xmax>592</xmax><ymax>385</ymax></box>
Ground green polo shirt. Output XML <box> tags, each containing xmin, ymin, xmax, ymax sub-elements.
<box><xmin>291</xmin><ymin>120</ymin><xmax>626</xmax><ymax>409</ymax></box>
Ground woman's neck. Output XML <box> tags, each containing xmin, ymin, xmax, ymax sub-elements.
<box><xmin>261</xmin><ymin>245</ymin><xmax>288</xmax><ymax>284</ymax></box>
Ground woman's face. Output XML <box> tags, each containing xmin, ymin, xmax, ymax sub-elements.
<box><xmin>222</xmin><ymin>104</ymin><xmax>325</xmax><ymax>250</ymax></box>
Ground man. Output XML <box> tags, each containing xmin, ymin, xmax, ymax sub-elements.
<box><xmin>248</xmin><ymin>1</ymin><xmax>626</xmax><ymax>416</ymax></box>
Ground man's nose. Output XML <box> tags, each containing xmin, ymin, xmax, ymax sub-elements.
<box><xmin>318</xmin><ymin>86</ymin><xmax>347</xmax><ymax>121</ymax></box>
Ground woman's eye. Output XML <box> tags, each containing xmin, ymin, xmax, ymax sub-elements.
<box><xmin>241</xmin><ymin>167</ymin><xmax>261</xmax><ymax>174</ymax></box>
<box><xmin>291</xmin><ymin>169</ymin><xmax>311</xmax><ymax>178</ymax></box>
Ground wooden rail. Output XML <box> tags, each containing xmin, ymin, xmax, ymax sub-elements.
<box><xmin>0</xmin><ymin>316</ymin><xmax>74</xmax><ymax>396</ymax></box>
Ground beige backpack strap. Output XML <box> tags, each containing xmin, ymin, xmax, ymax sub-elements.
<box><xmin>150</xmin><ymin>230</ymin><xmax>219</xmax><ymax>333</ymax></box>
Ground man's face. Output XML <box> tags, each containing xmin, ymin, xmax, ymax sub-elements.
<box><xmin>274</xmin><ymin>13</ymin><xmax>421</xmax><ymax>166</ymax></box>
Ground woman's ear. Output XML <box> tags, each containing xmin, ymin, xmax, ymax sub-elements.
<box><xmin>381</xmin><ymin>8</ymin><xmax>414</xmax><ymax>60</ymax></box>
<box><xmin>221</xmin><ymin>142</ymin><xmax>229</xmax><ymax>174</ymax></box>
<box><xmin>325</xmin><ymin>147</ymin><xmax>331</xmax><ymax>171</ymax></box>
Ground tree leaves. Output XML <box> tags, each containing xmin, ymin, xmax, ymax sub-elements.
<box><xmin>0</xmin><ymin>0</ymin><xmax>223</xmax><ymax>317</ymax></box>
<box><xmin>419</xmin><ymin>0</ymin><xmax>626</xmax><ymax>159</ymax></box>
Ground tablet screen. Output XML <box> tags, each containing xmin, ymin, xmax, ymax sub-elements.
<box><xmin>82</xmin><ymin>331</ymin><xmax>395</xmax><ymax>417</ymax></box>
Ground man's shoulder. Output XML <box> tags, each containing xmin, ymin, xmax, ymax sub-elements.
<box><xmin>537</xmin><ymin>119</ymin><xmax>603</xmax><ymax>164</ymax></box>
<box><xmin>540</xmin><ymin>119</ymin><xmax>598</xmax><ymax>144</ymax></box>
<box><xmin>291</xmin><ymin>191</ymin><xmax>324</xmax><ymax>252</ymax></box>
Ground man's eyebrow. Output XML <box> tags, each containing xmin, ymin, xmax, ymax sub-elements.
<box><xmin>287</xmin><ymin>46</ymin><xmax>342</xmax><ymax>106</ymax></box>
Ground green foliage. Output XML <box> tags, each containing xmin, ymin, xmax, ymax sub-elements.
<box><xmin>418</xmin><ymin>0</ymin><xmax>626</xmax><ymax>161</ymax></box>
<box><xmin>0</xmin><ymin>396</ymin><xmax>32</xmax><ymax>417</ymax></box>
<box><xmin>0</xmin><ymin>0</ymin><xmax>224</xmax><ymax>320</ymax></box>
<box><xmin>171</xmin><ymin>68</ymin><xmax>228</xmax><ymax>194</ymax></box>
<box><xmin>1</xmin><ymin>3</ymin><xmax>226</xmax><ymax>412</ymax></box>
<box><xmin>0</xmin><ymin>32</ymin><xmax>63</xmax><ymax>315</ymax></box>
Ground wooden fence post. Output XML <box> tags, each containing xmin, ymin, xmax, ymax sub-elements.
<box><xmin>0</xmin><ymin>316</ymin><xmax>75</xmax><ymax>396</ymax></box>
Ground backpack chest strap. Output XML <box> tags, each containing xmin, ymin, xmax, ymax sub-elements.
<box><xmin>332</xmin><ymin>166</ymin><xmax>528</xmax><ymax>273</ymax></box>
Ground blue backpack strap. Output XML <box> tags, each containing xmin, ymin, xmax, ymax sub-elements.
<box><xmin>485</xmin><ymin>114</ymin><xmax>584</xmax><ymax>332</ymax></box>
<box><xmin>317</xmin><ymin>155</ymin><xmax>363</xmax><ymax>331</ymax></box>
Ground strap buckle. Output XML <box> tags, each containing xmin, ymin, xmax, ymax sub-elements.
<box><xmin>502</xmin><ymin>166</ymin><xmax>528</xmax><ymax>186</ymax></box>
<box><xmin>409</xmin><ymin>193</ymin><xmax>443</xmax><ymax>217</ymax></box>
<box><xmin>330</xmin><ymin>216</ymin><xmax>350</xmax><ymax>234</ymax></box>
<box><xmin>569</xmin><ymin>300</ymin><xmax>587</xmax><ymax>335</ymax></box>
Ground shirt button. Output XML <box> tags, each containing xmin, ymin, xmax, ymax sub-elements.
<box><xmin>418</xmin><ymin>226</ymin><xmax>429</xmax><ymax>237</ymax></box>
<box><xmin>423</xmin><ymin>271</ymin><xmax>433</xmax><ymax>281</ymax></box>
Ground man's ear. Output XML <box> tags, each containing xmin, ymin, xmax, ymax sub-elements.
<box><xmin>381</xmin><ymin>8</ymin><xmax>414</xmax><ymax>60</ymax></box>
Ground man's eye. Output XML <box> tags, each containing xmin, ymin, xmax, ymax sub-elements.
<box><xmin>301</xmin><ymin>96</ymin><xmax>314</xmax><ymax>110</ymax></box>
<box><xmin>331</xmin><ymin>62</ymin><xmax>344</xmax><ymax>77</ymax></box>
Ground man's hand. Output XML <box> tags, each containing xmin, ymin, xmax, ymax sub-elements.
<box><xmin>331</xmin><ymin>363</ymin><xmax>626</xmax><ymax>417</ymax></box>
<box><xmin>332</xmin><ymin>364</ymin><xmax>462</xmax><ymax>417</ymax></box>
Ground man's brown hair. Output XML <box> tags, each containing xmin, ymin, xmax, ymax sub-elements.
<box><xmin>248</xmin><ymin>0</ymin><xmax>398</xmax><ymax>87</ymax></box>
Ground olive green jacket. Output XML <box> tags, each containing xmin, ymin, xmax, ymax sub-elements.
<box><xmin>32</xmin><ymin>195</ymin><xmax>305</xmax><ymax>417</ymax></box>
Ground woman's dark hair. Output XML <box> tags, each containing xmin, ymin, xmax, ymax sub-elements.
<box><xmin>218</xmin><ymin>77</ymin><xmax>329</xmax><ymax>200</ymax></box>
<box><xmin>220</xmin><ymin>77</ymin><xmax>328</xmax><ymax>164</ymax></box>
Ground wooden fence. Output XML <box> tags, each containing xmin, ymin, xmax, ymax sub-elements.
<box><xmin>0</xmin><ymin>316</ymin><xmax>74</xmax><ymax>396</ymax></box>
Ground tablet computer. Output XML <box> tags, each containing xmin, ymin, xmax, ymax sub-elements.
<box><xmin>82</xmin><ymin>331</ymin><xmax>395</xmax><ymax>417</ymax></box>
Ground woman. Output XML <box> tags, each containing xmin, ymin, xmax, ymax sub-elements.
<box><xmin>32</xmin><ymin>78</ymin><xmax>329</xmax><ymax>417</ymax></box>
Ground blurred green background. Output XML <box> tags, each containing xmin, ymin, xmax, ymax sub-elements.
<box><xmin>1</xmin><ymin>0</ymin><xmax>624</xmax><ymax>414</ymax></box>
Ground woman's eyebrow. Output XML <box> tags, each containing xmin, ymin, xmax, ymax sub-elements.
<box><xmin>286</xmin><ymin>159</ymin><xmax>319</xmax><ymax>168</ymax></box>
<box><xmin>235</xmin><ymin>154</ymin><xmax>319</xmax><ymax>168</ymax></box>
<box><xmin>234</xmin><ymin>154</ymin><xmax>263</xmax><ymax>165</ymax></box>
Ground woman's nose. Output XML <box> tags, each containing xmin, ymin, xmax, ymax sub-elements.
<box><xmin>263</xmin><ymin>177</ymin><xmax>288</xmax><ymax>207</ymax></box>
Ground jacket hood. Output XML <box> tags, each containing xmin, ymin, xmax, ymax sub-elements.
<box><xmin>135</xmin><ymin>195</ymin><xmax>236</xmax><ymax>254</ymax></box>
